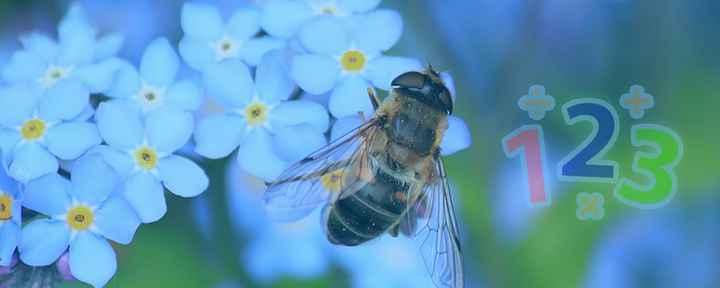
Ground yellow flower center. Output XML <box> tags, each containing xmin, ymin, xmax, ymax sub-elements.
<box><xmin>135</xmin><ymin>146</ymin><xmax>158</xmax><ymax>169</ymax></box>
<box><xmin>67</xmin><ymin>206</ymin><xmax>93</xmax><ymax>230</ymax></box>
<box><xmin>0</xmin><ymin>194</ymin><xmax>12</xmax><ymax>220</ymax></box>
<box><xmin>244</xmin><ymin>102</ymin><xmax>269</xmax><ymax>126</ymax></box>
<box><xmin>21</xmin><ymin>119</ymin><xmax>46</xmax><ymax>140</ymax></box>
<box><xmin>321</xmin><ymin>169</ymin><xmax>345</xmax><ymax>191</ymax></box>
<box><xmin>341</xmin><ymin>50</ymin><xmax>366</xmax><ymax>72</ymax></box>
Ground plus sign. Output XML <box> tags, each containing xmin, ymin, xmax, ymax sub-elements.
<box><xmin>620</xmin><ymin>85</ymin><xmax>654</xmax><ymax>119</ymax></box>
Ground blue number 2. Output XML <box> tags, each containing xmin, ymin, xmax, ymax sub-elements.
<box><xmin>558</xmin><ymin>99</ymin><xmax>619</xmax><ymax>183</ymax></box>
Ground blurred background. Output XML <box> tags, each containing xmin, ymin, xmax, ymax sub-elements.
<box><xmin>1</xmin><ymin>0</ymin><xmax>718</xmax><ymax>287</ymax></box>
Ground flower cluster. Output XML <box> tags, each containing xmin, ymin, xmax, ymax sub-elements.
<box><xmin>0</xmin><ymin>1</ymin><xmax>471</xmax><ymax>287</ymax></box>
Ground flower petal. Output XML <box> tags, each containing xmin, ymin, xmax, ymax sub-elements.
<box><xmin>270</xmin><ymin>100</ymin><xmax>329</xmax><ymax>133</ymax></box>
<box><xmin>178</xmin><ymin>36</ymin><xmax>215</xmax><ymax>72</ymax></box>
<box><xmin>124</xmin><ymin>172</ymin><xmax>166</xmax><ymax>223</ymax></box>
<box><xmin>56</xmin><ymin>27</ymin><xmax>95</xmax><ymax>66</ymax></box>
<box><xmin>164</xmin><ymin>79</ymin><xmax>203</xmax><ymax>111</ymax></box>
<box><xmin>23</xmin><ymin>173</ymin><xmax>72</xmax><ymax>216</ymax></box>
<box><xmin>273</xmin><ymin>123</ymin><xmax>326</xmax><ymax>163</ymax></box>
<box><xmin>57</xmin><ymin>3</ymin><xmax>96</xmax><ymax>42</ymax></box>
<box><xmin>181</xmin><ymin>2</ymin><xmax>224</xmax><ymax>42</ymax></box>
<box><xmin>157</xmin><ymin>155</ymin><xmax>208</xmax><ymax>197</ymax></box>
<box><xmin>328</xmin><ymin>74</ymin><xmax>374</xmax><ymax>118</ymax></box>
<box><xmin>299</xmin><ymin>15</ymin><xmax>349</xmax><ymax>55</ymax></box>
<box><xmin>440</xmin><ymin>72</ymin><xmax>456</xmax><ymax>103</ymax></box>
<box><xmin>94</xmin><ymin>32</ymin><xmax>125</xmax><ymax>60</ymax></box>
<box><xmin>146</xmin><ymin>106</ymin><xmax>193</xmax><ymax>154</ymax></box>
<box><xmin>93</xmin><ymin>197</ymin><xmax>140</xmax><ymax>245</ymax></box>
<box><xmin>239</xmin><ymin>36</ymin><xmax>286</xmax><ymax>67</ymax></box>
<box><xmin>261</xmin><ymin>0</ymin><xmax>314</xmax><ymax>39</ymax></box>
<box><xmin>255</xmin><ymin>50</ymin><xmax>292</xmax><ymax>104</ymax></box>
<box><xmin>19</xmin><ymin>32</ymin><xmax>58</xmax><ymax>63</ymax></box>
<box><xmin>39</xmin><ymin>78</ymin><xmax>89</xmax><ymax>122</ymax></box>
<box><xmin>227</xmin><ymin>7</ymin><xmax>261</xmax><ymax>40</ymax></box>
<box><xmin>18</xmin><ymin>220</ymin><xmax>70</xmax><ymax>266</ymax></box>
<box><xmin>71</xmin><ymin>154</ymin><xmax>116</xmax><ymax>206</ymax></box>
<box><xmin>9</xmin><ymin>143</ymin><xmax>58</xmax><ymax>184</ymax></box>
<box><xmin>85</xmin><ymin>145</ymin><xmax>134</xmax><ymax>177</ymax></box>
<box><xmin>69</xmin><ymin>233</ymin><xmax>116</xmax><ymax>288</ymax></box>
<box><xmin>290</xmin><ymin>54</ymin><xmax>340</xmax><ymax>95</ymax></box>
<box><xmin>0</xmin><ymin>129</ymin><xmax>21</xmax><ymax>164</ymax></box>
<box><xmin>354</xmin><ymin>10</ymin><xmax>402</xmax><ymax>54</ymax></box>
<box><xmin>140</xmin><ymin>38</ymin><xmax>179</xmax><ymax>88</ymax></box>
<box><xmin>73</xmin><ymin>57</ymin><xmax>123</xmax><ymax>94</ymax></box>
<box><xmin>237</xmin><ymin>128</ymin><xmax>286</xmax><ymax>182</ymax></box>
<box><xmin>366</xmin><ymin>56</ymin><xmax>423</xmax><ymax>91</ymax></box>
<box><xmin>440</xmin><ymin>116</ymin><xmax>471</xmax><ymax>156</ymax></box>
<box><xmin>44</xmin><ymin>122</ymin><xmax>102</xmax><ymax>160</ymax></box>
<box><xmin>337</xmin><ymin>0</ymin><xmax>381</xmax><ymax>13</ymax></box>
<box><xmin>69</xmin><ymin>103</ymin><xmax>94</xmax><ymax>123</ymax></box>
<box><xmin>95</xmin><ymin>102</ymin><xmax>144</xmax><ymax>150</ymax></box>
<box><xmin>0</xmin><ymin>222</ymin><xmax>20</xmax><ymax>266</ymax></box>
<box><xmin>330</xmin><ymin>114</ymin><xmax>364</xmax><ymax>141</ymax></box>
<box><xmin>204</xmin><ymin>59</ymin><xmax>253</xmax><ymax>109</ymax></box>
<box><xmin>1</xmin><ymin>51</ymin><xmax>46</xmax><ymax>82</ymax></box>
<box><xmin>194</xmin><ymin>112</ymin><xmax>246</xmax><ymax>159</ymax></box>
<box><xmin>0</xmin><ymin>82</ymin><xmax>37</xmax><ymax>127</ymax></box>
<box><xmin>103</xmin><ymin>61</ymin><xmax>141</xmax><ymax>99</ymax></box>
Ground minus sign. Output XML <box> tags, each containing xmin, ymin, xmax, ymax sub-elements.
<box><xmin>524</xmin><ymin>100</ymin><xmax>551</xmax><ymax>106</ymax></box>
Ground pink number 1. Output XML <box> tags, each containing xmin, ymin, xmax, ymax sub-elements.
<box><xmin>502</xmin><ymin>124</ymin><xmax>552</xmax><ymax>207</ymax></box>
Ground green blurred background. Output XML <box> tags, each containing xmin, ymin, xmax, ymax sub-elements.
<box><xmin>1</xmin><ymin>0</ymin><xmax>718</xmax><ymax>287</ymax></box>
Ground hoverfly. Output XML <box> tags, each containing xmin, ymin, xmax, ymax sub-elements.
<box><xmin>263</xmin><ymin>66</ymin><xmax>464</xmax><ymax>287</ymax></box>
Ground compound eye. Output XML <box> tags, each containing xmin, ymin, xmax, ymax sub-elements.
<box><xmin>439</xmin><ymin>87</ymin><xmax>453</xmax><ymax>114</ymax></box>
<box><xmin>391</xmin><ymin>71</ymin><xmax>425</xmax><ymax>89</ymax></box>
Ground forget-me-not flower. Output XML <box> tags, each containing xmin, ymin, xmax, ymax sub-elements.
<box><xmin>0</xmin><ymin>149</ymin><xmax>21</xmax><ymax>267</ymax></box>
<box><xmin>225</xmin><ymin>161</ymin><xmax>331</xmax><ymax>283</ymax></box>
<box><xmin>18</xmin><ymin>154</ymin><xmax>141</xmax><ymax>288</ymax></box>
<box><xmin>94</xmin><ymin>101</ymin><xmax>209</xmax><ymax>223</ymax></box>
<box><xmin>194</xmin><ymin>50</ymin><xmax>328</xmax><ymax>181</ymax></box>
<box><xmin>104</xmin><ymin>37</ymin><xmax>203</xmax><ymax>117</ymax></box>
<box><xmin>260</xmin><ymin>0</ymin><xmax>381</xmax><ymax>39</ymax></box>
<box><xmin>1</xmin><ymin>3</ymin><xmax>123</xmax><ymax>94</ymax></box>
<box><xmin>332</xmin><ymin>237</ymin><xmax>430</xmax><ymax>288</ymax></box>
<box><xmin>179</xmin><ymin>2</ymin><xmax>285</xmax><ymax>72</ymax></box>
<box><xmin>291</xmin><ymin>10</ymin><xmax>423</xmax><ymax>118</ymax></box>
<box><xmin>0</xmin><ymin>81</ymin><xmax>101</xmax><ymax>183</ymax></box>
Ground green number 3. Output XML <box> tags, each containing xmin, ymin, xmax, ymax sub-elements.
<box><xmin>613</xmin><ymin>124</ymin><xmax>684</xmax><ymax>209</ymax></box>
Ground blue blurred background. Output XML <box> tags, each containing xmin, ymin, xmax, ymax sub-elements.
<box><xmin>1</xmin><ymin>0</ymin><xmax>718</xmax><ymax>287</ymax></box>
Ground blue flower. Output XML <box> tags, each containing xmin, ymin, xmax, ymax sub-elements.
<box><xmin>194</xmin><ymin>50</ymin><xmax>328</xmax><ymax>181</ymax></box>
<box><xmin>332</xmin><ymin>237</ymin><xmax>430</xmax><ymax>288</ymax></box>
<box><xmin>104</xmin><ymin>37</ymin><xmax>203</xmax><ymax>117</ymax></box>
<box><xmin>1</xmin><ymin>3</ymin><xmax>123</xmax><ymax>94</ymax></box>
<box><xmin>0</xmin><ymin>81</ymin><xmax>101</xmax><ymax>183</ymax></box>
<box><xmin>290</xmin><ymin>10</ymin><xmax>423</xmax><ymax>118</ymax></box>
<box><xmin>0</xmin><ymin>148</ymin><xmax>22</xmax><ymax>267</ymax></box>
<box><xmin>17</xmin><ymin>154</ymin><xmax>141</xmax><ymax>288</ymax></box>
<box><xmin>179</xmin><ymin>2</ymin><xmax>285</xmax><ymax>72</ymax></box>
<box><xmin>261</xmin><ymin>0</ymin><xmax>381</xmax><ymax>39</ymax></box>
<box><xmin>226</xmin><ymin>161</ymin><xmax>331</xmax><ymax>284</ymax></box>
<box><xmin>94</xmin><ymin>101</ymin><xmax>209</xmax><ymax>223</ymax></box>
<box><xmin>581</xmin><ymin>196</ymin><xmax>720</xmax><ymax>288</ymax></box>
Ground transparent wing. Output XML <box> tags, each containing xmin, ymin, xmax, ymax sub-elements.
<box><xmin>413</xmin><ymin>156</ymin><xmax>465</xmax><ymax>288</ymax></box>
<box><xmin>263</xmin><ymin>118</ymin><xmax>380</xmax><ymax>223</ymax></box>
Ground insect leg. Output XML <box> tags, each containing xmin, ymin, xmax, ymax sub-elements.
<box><xmin>366</xmin><ymin>87</ymin><xmax>381</xmax><ymax>110</ymax></box>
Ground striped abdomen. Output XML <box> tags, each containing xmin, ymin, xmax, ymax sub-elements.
<box><xmin>325</xmin><ymin>171</ymin><xmax>409</xmax><ymax>246</ymax></box>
